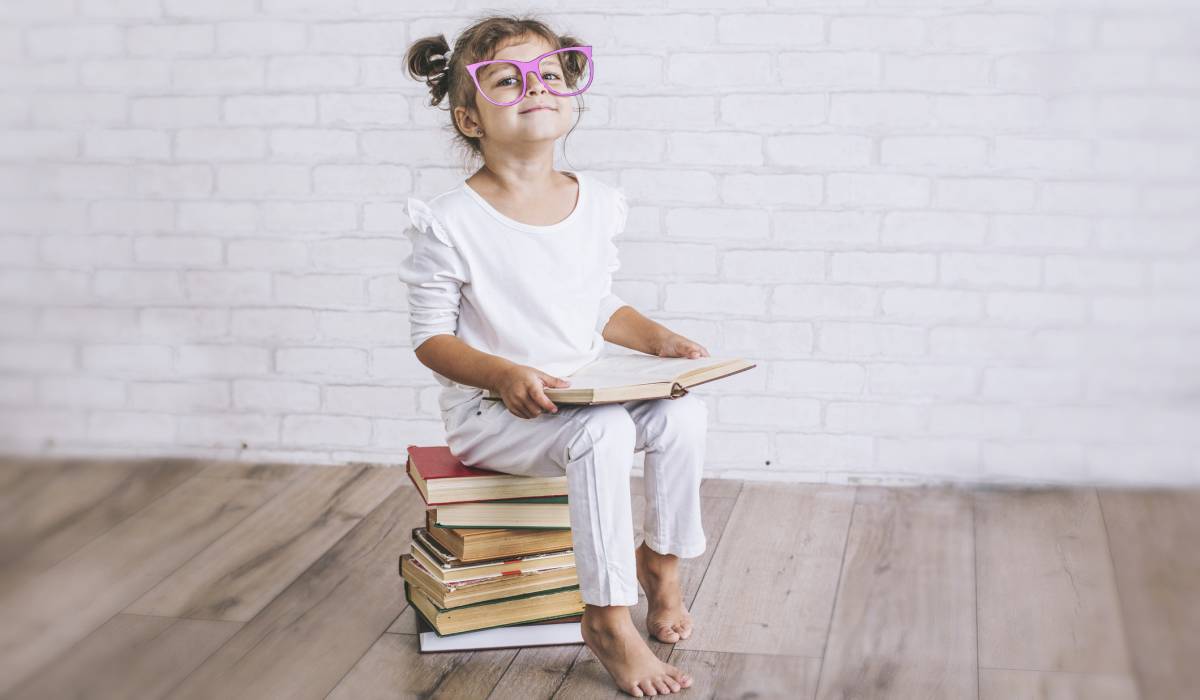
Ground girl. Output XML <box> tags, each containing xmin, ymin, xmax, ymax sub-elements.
<box><xmin>400</xmin><ymin>15</ymin><xmax>710</xmax><ymax>698</ymax></box>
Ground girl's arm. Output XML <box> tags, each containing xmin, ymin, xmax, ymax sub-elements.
<box><xmin>414</xmin><ymin>334</ymin><xmax>516</xmax><ymax>393</ymax></box>
<box><xmin>601</xmin><ymin>306</ymin><xmax>709</xmax><ymax>359</ymax></box>
<box><xmin>415</xmin><ymin>335</ymin><xmax>570</xmax><ymax>418</ymax></box>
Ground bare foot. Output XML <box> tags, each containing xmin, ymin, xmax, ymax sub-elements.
<box><xmin>635</xmin><ymin>541</ymin><xmax>694</xmax><ymax>644</ymax></box>
<box><xmin>581</xmin><ymin>604</ymin><xmax>693</xmax><ymax>697</ymax></box>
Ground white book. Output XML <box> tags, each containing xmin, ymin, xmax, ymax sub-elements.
<box><xmin>416</xmin><ymin>614</ymin><xmax>583</xmax><ymax>652</ymax></box>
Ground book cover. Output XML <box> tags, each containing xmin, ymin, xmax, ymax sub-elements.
<box><xmin>401</xmin><ymin>553</ymin><xmax>578</xmax><ymax>609</ymax></box>
<box><xmin>405</xmin><ymin>445</ymin><xmax>567</xmax><ymax>505</ymax></box>
<box><xmin>431</xmin><ymin>496</ymin><xmax>571</xmax><ymax>530</ymax></box>
<box><xmin>403</xmin><ymin>530</ymin><xmax>575</xmax><ymax>585</ymax></box>
<box><xmin>416</xmin><ymin>612</ymin><xmax>583</xmax><ymax>652</ymax></box>
<box><xmin>404</xmin><ymin>580</ymin><xmax>585</xmax><ymax>638</ymax></box>
<box><xmin>423</xmin><ymin>512</ymin><xmax>576</xmax><ymax>562</ymax></box>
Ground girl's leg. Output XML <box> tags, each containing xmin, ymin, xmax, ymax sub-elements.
<box><xmin>624</xmin><ymin>393</ymin><xmax>709</xmax><ymax>558</ymax></box>
<box><xmin>558</xmin><ymin>404</ymin><xmax>693</xmax><ymax>695</ymax></box>
<box><xmin>623</xmin><ymin>392</ymin><xmax>709</xmax><ymax>645</ymax></box>
<box><xmin>559</xmin><ymin>403</ymin><xmax>640</xmax><ymax>606</ymax></box>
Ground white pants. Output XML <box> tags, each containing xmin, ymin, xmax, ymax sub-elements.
<box><xmin>443</xmin><ymin>391</ymin><xmax>709</xmax><ymax>607</ymax></box>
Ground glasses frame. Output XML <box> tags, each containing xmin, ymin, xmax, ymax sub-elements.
<box><xmin>465</xmin><ymin>45</ymin><xmax>594</xmax><ymax>108</ymax></box>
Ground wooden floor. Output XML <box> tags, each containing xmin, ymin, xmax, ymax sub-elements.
<box><xmin>0</xmin><ymin>457</ymin><xmax>1196</xmax><ymax>699</ymax></box>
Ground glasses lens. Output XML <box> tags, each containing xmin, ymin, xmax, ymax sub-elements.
<box><xmin>539</xmin><ymin>49</ymin><xmax>591</xmax><ymax>96</ymax></box>
<box><xmin>476</xmin><ymin>61</ymin><xmax>524</xmax><ymax>105</ymax></box>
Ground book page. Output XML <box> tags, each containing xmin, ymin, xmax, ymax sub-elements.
<box><xmin>562</xmin><ymin>354</ymin><xmax>741</xmax><ymax>390</ymax></box>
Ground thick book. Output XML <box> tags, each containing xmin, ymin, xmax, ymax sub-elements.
<box><xmin>430</xmin><ymin>495</ymin><xmax>570</xmax><ymax>530</ymax></box>
<box><xmin>416</xmin><ymin>611</ymin><xmax>582</xmax><ymax>652</ymax></box>
<box><xmin>405</xmin><ymin>445</ymin><xmax>567</xmax><ymax>505</ymax></box>
<box><xmin>404</xmin><ymin>579</ymin><xmax>585</xmax><ymax>636</ymax></box>
<box><xmin>425</xmin><ymin>510</ymin><xmax>575</xmax><ymax>562</ymax></box>
<box><xmin>482</xmin><ymin>353</ymin><xmax>756</xmax><ymax>405</ymax></box>
<box><xmin>401</xmin><ymin>552</ymin><xmax>578</xmax><ymax>609</ymax></box>
<box><xmin>409</xmin><ymin>527</ymin><xmax>575</xmax><ymax>585</ymax></box>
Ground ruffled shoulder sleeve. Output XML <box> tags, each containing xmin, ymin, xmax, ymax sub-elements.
<box><xmin>406</xmin><ymin>196</ymin><xmax>455</xmax><ymax>248</ymax></box>
<box><xmin>398</xmin><ymin>196</ymin><xmax>469</xmax><ymax>351</ymax></box>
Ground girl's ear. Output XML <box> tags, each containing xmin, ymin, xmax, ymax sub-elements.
<box><xmin>454</xmin><ymin>105</ymin><xmax>483</xmax><ymax>138</ymax></box>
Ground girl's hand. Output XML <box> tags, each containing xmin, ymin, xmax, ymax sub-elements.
<box><xmin>654</xmin><ymin>332</ymin><xmax>710</xmax><ymax>360</ymax></box>
<box><xmin>494</xmin><ymin>364</ymin><xmax>570</xmax><ymax>419</ymax></box>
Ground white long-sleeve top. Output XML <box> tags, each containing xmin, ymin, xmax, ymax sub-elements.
<box><xmin>397</xmin><ymin>170</ymin><xmax>630</xmax><ymax>416</ymax></box>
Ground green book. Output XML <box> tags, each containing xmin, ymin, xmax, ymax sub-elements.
<box><xmin>482</xmin><ymin>495</ymin><xmax>567</xmax><ymax>504</ymax></box>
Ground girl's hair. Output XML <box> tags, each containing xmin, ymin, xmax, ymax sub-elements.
<box><xmin>404</xmin><ymin>13</ymin><xmax>588</xmax><ymax>170</ymax></box>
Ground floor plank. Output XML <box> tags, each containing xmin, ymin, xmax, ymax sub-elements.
<box><xmin>126</xmin><ymin>464</ymin><xmax>406</xmax><ymax>621</ymax></box>
<box><xmin>815</xmin><ymin>486</ymin><xmax>976</xmax><ymax>700</ymax></box>
<box><xmin>162</xmin><ymin>478</ymin><xmax>425</xmax><ymax>700</ymax></box>
<box><xmin>677</xmin><ymin>482</ymin><xmax>855</xmax><ymax>656</ymax></box>
<box><xmin>190</xmin><ymin>460</ymin><xmax>305</xmax><ymax>482</ymax></box>
<box><xmin>975</xmin><ymin>488</ymin><xmax>1131</xmax><ymax>674</ymax></box>
<box><xmin>668</xmin><ymin>650</ymin><xmax>822</xmax><ymax>700</ymax></box>
<box><xmin>0</xmin><ymin>472</ymin><xmax>289</xmax><ymax>696</ymax></box>
<box><xmin>697</xmin><ymin>477</ymin><xmax>742</xmax><ymax>499</ymax></box>
<box><xmin>0</xmin><ymin>458</ymin><xmax>203</xmax><ymax>592</ymax></box>
<box><xmin>0</xmin><ymin>456</ymin><xmax>70</xmax><ymax>498</ymax></box>
<box><xmin>979</xmin><ymin>668</ymin><xmax>1139</xmax><ymax>700</ymax></box>
<box><xmin>1100</xmin><ymin>488</ymin><xmax>1200</xmax><ymax>700</ymax></box>
<box><xmin>327</xmin><ymin>634</ymin><xmax>516</xmax><ymax>700</ymax></box>
<box><xmin>485</xmin><ymin>645</ymin><xmax>580</xmax><ymax>698</ymax></box>
<box><xmin>6</xmin><ymin>613</ymin><xmax>241</xmax><ymax>700</ymax></box>
<box><xmin>0</xmin><ymin>456</ymin><xmax>42</xmax><ymax>490</ymax></box>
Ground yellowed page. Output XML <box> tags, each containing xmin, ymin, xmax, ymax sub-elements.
<box><xmin>562</xmin><ymin>354</ymin><xmax>741</xmax><ymax>390</ymax></box>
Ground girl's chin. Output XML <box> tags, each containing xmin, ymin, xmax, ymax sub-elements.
<box><xmin>512</xmin><ymin>122</ymin><xmax>567</xmax><ymax>134</ymax></box>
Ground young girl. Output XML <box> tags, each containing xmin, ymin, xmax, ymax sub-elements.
<box><xmin>400</xmin><ymin>16</ymin><xmax>711</xmax><ymax>698</ymax></box>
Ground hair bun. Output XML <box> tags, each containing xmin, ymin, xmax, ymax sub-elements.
<box><xmin>404</xmin><ymin>34</ymin><xmax>455</xmax><ymax>107</ymax></box>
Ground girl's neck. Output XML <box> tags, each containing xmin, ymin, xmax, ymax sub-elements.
<box><xmin>464</xmin><ymin>167</ymin><xmax>580</xmax><ymax>228</ymax></box>
<box><xmin>472</xmin><ymin>162</ymin><xmax>566</xmax><ymax>193</ymax></box>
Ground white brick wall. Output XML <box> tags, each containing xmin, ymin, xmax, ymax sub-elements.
<box><xmin>1</xmin><ymin>1</ymin><xmax>1198</xmax><ymax>486</ymax></box>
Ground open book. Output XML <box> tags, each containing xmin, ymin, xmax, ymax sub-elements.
<box><xmin>482</xmin><ymin>354</ymin><xmax>756</xmax><ymax>405</ymax></box>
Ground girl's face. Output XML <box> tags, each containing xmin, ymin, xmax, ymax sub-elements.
<box><xmin>456</xmin><ymin>36</ymin><xmax>575</xmax><ymax>148</ymax></box>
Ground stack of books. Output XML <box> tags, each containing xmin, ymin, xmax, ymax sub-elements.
<box><xmin>400</xmin><ymin>444</ymin><xmax>587</xmax><ymax>652</ymax></box>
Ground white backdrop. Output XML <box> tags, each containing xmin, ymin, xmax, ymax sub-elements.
<box><xmin>1</xmin><ymin>0</ymin><xmax>1198</xmax><ymax>486</ymax></box>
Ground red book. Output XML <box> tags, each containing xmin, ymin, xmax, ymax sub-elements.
<box><xmin>405</xmin><ymin>445</ymin><xmax>567</xmax><ymax>506</ymax></box>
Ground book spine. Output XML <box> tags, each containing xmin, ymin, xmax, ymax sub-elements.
<box><xmin>404</xmin><ymin>459</ymin><xmax>431</xmax><ymax>505</ymax></box>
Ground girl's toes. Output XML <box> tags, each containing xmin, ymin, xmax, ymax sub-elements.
<box><xmin>639</xmin><ymin>679</ymin><xmax>658</xmax><ymax>696</ymax></box>
<box><xmin>664</xmin><ymin>675</ymin><xmax>682</xmax><ymax>692</ymax></box>
<box><xmin>653</xmin><ymin>678</ymin><xmax>672</xmax><ymax>695</ymax></box>
<box><xmin>655</xmin><ymin>625</ymin><xmax>679</xmax><ymax>642</ymax></box>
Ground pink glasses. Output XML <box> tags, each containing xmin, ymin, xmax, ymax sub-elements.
<box><xmin>466</xmin><ymin>46</ymin><xmax>594</xmax><ymax>108</ymax></box>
